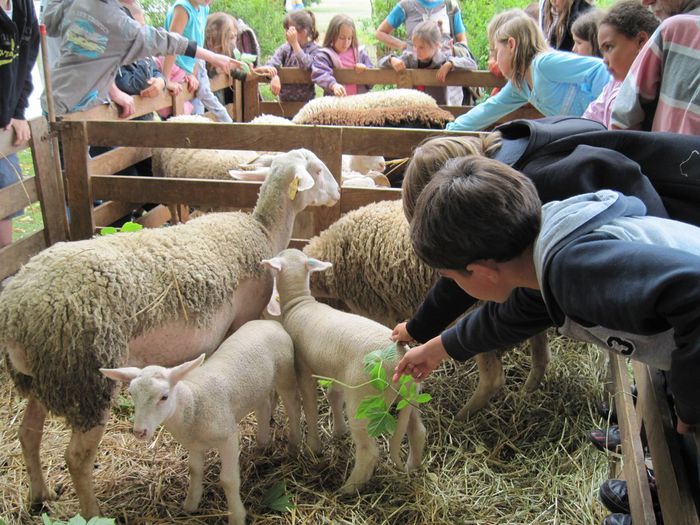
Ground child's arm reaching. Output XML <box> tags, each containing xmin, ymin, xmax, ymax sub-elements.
<box><xmin>446</xmin><ymin>82</ymin><xmax>528</xmax><ymax>131</ymax></box>
<box><xmin>311</xmin><ymin>51</ymin><xmax>341</xmax><ymax>95</ymax></box>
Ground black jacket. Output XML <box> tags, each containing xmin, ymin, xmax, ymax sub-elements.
<box><xmin>548</xmin><ymin>0</ymin><xmax>592</xmax><ymax>52</ymax></box>
<box><xmin>0</xmin><ymin>0</ymin><xmax>39</xmax><ymax>128</ymax></box>
<box><xmin>406</xmin><ymin>117</ymin><xmax>700</xmax><ymax>343</ymax></box>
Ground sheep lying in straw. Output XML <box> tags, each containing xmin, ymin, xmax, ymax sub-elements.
<box><xmin>291</xmin><ymin>89</ymin><xmax>455</xmax><ymax>128</ymax></box>
<box><xmin>304</xmin><ymin>199</ymin><xmax>549</xmax><ymax>419</ymax></box>
<box><xmin>101</xmin><ymin>320</ymin><xmax>301</xmax><ymax>525</ymax></box>
<box><xmin>262</xmin><ymin>249</ymin><xmax>427</xmax><ymax>494</ymax></box>
<box><xmin>0</xmin><ymin>149</ymin><xmax>339</xmax><ymax>519</ymax></box>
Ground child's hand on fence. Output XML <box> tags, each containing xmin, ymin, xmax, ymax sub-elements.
<box><xmin>139</xmin><ymin>77</ymin><xmax>165</xmax><ymax>98</ymax></box>
<box><xmin>184</xmin><ymin>74</ymin><xmax>199</xmax><ymax>93</ymax></box>
<box><xmin>255</xmin><ymin>66</ymin><xmax>277</xmax><ymax>79</ymax></box>
<box><xmin>4</xmin><ymin>118</ymin><xmax>30</xmax><ymax>147</ymax></box>
<box><xmin>392</xmin><ymin>335</ymin><xmax>448</xmax><ymax>383</ymax></box>
<box><xmin>270</xmin><ymin>75</ymin><xmax>282</xmax><ymax>96</ymax></box>
<box><xmin>354</xmin><ymin>63</ymin><xmax>368</xmax><ymax>73</ymax></box>
<box><xmin>390</xmin><ymin>57</ymin><xmax>406</xmax><ymax>73</ymax></box>
<box><xmin>436</xmin><ymin>61</ymin><xmax>454</xmax><ymax>82</ymax></box>
<box><xmin>332</xmin><ymin>83</ymin><xmax>347</xmax><ymax>96</ymax></box>
<box><xmin>390</xmin><ymin>322</ymin><xmax>415</xmax><ymax>344</ymax></box>
<box><xmin>113</xmin><ymin>94</ymin><xmax>136</xmax><ymax>119</ymax></box>
<box><xmin>165</xmin><ymin>79</ymin><xmax>183</xmax><ymax>96</ymax></box>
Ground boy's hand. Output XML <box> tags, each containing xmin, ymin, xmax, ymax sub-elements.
<box><xmin>390</xmin><ymin>322</ymin><xmax>415</xmax><ymax>344</ymax></box>
<box><xmin>390</xmin><ymin>57</ymin><xmax>406</xmax><ymax>73</ymax></box>
<box><xmin>354</xmin><ymin>63</ymin><xmax>368</xmax><ymax>73</ymax></box>
<box><xmin>332</xmin><ymin>83</ymin><xmax>347</xmax><ymax>96</ymax></box>
<box><xmin>139</xmin><ymin>77</ymin><xmax>165</xmax><ymax>98</ymax></box>
<box><xmin>436</xmin><ymin>61</ymin><xmax>453</xmax><ymax>82</ymax></box>
<box><xmin>210</xmin><ymin>54</ymin><xmax>246</xmax><ymax>75</ymax></box>
<box><xmin>270</xmin><ymin>75</ymin><xmax>282</xmax><ymax>96</ymax></box>
<box><xmin>4</xmin><ymin>118</ymin><xmax>31</xmax><ymax>146</ymax></box>
<box><xmin>184</xmin><ymin>73</ymin><xmax>199</xmax><ymax>93</ymax></box>
<box><xmin>165</xmin><ymin>79</ymin><xmax>183</xmax><ymax>96</ymax></box>
<box><xmin>254</xmin><ymin>66</ymin><xmax>277</xmax><ymax>79</ymax></box>
<box><xmin>392</xmin><ymin>335</ymin><xmax>448</xmax><ymax>383</ymax></box>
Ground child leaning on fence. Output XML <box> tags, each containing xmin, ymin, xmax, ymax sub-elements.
<box><xmin>1</xmin><ymin>0</ymin><xmax>38</xmax><ymax>248</ymax></box>
<box><xmin>265</xmin><ymin>9</ymin><xmax>320</xmax><ymax>103</ymax></box>
<box><xmin>311</xmin><ymin>14</ymin><xmax>373</xmax><ymax>97</ymax></box>
<box><xmin>446</xmin><ymin>10</ymin><xmax>610</xmax><ymax>131</ymax></box>
<box><xmin>378</xmin><ymin>20</ymin><xmax>476</xmax><ymax>106</ymax></box>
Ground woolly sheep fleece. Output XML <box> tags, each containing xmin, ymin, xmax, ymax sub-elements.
<box><xmin>304</xmin><ymin>200</ymin><xmax>437</xmax><ymax>326</ymax></box>
<box><xmin>0</xmin><ymin>212</ymin><xmax>271</xmax><ymax>431</ymax></box>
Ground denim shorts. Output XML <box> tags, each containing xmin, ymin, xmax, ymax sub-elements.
<box><xmin>0</xmin><ymin>153</ymin><xmax>25</xmax><ymax>219</ymax></box>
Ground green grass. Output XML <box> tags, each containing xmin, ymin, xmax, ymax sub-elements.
<box><xmin>12</xmin><ymin>149</ymin><xmax>44</xmax><ymax>242</ymax></box>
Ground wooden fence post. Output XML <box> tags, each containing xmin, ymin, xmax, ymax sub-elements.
<box><xmin>309</xmin><ymin>126</ymin><xmax>343</xmax><ymax>235</ymax></box>
<box><xmin>243</xmin><ymin>79</ymin><xmax>260</xmax><ymax>122</ymax></box>
<box><xmin>62</xmin><ymin>121</ymin><xmax>95</xmax><ymax>240</ymax></box>
<box><xmin>235</xmin><ymin>79</ymin><xmax>244</xmax><ymax>122</ymax></box>
<box><xmin>29</xmin><ymin>117</ymin><xmax>68</xmax><ymax>245</ymax></box>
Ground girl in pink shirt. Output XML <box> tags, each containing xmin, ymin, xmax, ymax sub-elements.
<box><xmin>311</xmin><ymin>14</ymin><xmax>374</xmax><ymax>96</ymax></box>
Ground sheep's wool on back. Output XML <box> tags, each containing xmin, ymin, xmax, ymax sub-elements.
<box><xmin>0</xmin><ymin>212</ymin><xmax>270</xmax><ymax>430</ymax></box>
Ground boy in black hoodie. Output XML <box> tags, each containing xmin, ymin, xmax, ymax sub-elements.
<box><xmin>0</xmin><ymin>0</ymin><xmax>39</xmax><ymax>247</ymax></box>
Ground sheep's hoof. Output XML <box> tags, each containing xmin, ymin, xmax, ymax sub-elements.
<box><xmin>339</xmin><ymin>482</ymin><xmax>361</xmax><ymax>496</ymax></box>
<box><xmin>183</xmin><ymin>499</ymin><xmax>200</xmax><ymax>513</ymax></box>
<box><xmin>523</xmin><ymin>373</ymin><xmax>544</xmax><ymax>392</ymax></box>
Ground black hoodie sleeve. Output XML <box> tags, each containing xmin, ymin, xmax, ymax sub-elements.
<box><xmin>12</xmin><ymin>0</ymin><xmax>39</xmax><ymax>120</ymax></box>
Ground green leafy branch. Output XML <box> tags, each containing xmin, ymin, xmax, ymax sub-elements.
<box><xmin>315</xmin><ymin>344</ymin><xmax>432</xmax><ymax>438</ymax></box>
<box><xmin>41</xmin><ymin>514</ymin><xmax>115</xmax><ymax>525</ymax></box>
<box><xmin>99</xmin><ymin>221</ymin><xmax>143</xmax><ymax>236</ymax></box>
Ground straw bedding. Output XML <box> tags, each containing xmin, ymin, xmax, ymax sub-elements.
<box><xmin>0</xmin><ymin>332</ymin><xmax>612</xmax><ymax>524</ymax></box>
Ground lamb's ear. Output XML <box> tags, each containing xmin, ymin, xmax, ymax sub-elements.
<box><xmin>168</xmin><ymin>354</ymin><xmax>206</xmax><ymax>386</ymax></box>
<box><xmin>100</xmin><ymin>367</ymin><xmax>143</xmax><ymax>383</ymax></box>
<box><xmin>288</xmin><ymin>165</ymin><xmax>315</xmax><ymax>200</ymax></box>
<box><xmin>261</xmin><ymin>257</ymin><xmax>283</xmax><ymax>273</ymax></box>
<box><xmin>265</xmin><ymin>275</ymin><xmax>281</xmax><ymax>317</ymax></box>
<box><xmin>228</xmin><ymin>167</ymin><xmax>270</xmax><ymax>181</ymax></box>
<box><xmin>306</xmin><ymin>258</ymin><xmax>332</xmax><ymax>273</ymax></box>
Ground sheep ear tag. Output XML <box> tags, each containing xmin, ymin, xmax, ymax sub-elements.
<box><xmin>307</xmin><ymin>258</ymin><xmax>332</xmax><ymax>273</ymax></box>
<box><xmin>266</xmin><ymin>276</ymin><xmax>282</xmax><ymax>317</ymax></box>
<box><xmin>288</xmin><ymin>167</ymin><xmax>315</xmax><ymax>199</ymax></box>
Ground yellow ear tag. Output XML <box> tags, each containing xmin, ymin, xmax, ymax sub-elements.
<box><xmin>288</xmin><ymin>176</ymin><xmax>300</xmax><ymax>200</ymax></box>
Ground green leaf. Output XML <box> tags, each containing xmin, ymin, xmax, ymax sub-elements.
<box><xmin>120</xmin><ymin>221</ymin><xmax>143</xmax><ymax>232</ymax></box>
<box><xmin>262</xmin><ymin>481</ymin><xmax>294</xmax><ymax>512</ymax></box>
<box><xmin>41</xmin><ymin>515</ymin><xmax>55</xmax><ymax>525</ymax></box>
<box><xmin>67</xmin><ymin>516</ymin><xmax>88</xmax><ymax>525</ymax></box>
<box><xmin>408</xmin><ymin>381</ymin><xmax>418</xmax><ymax>399</ymax></box>
<box><xmin>99</xmin><ymin>226</ymin><xmax>118</xmax><ymax>236</ymax></box>
<box><xmin>86</xmin><ymin>518</ymin><xmax>116</xmax><ymax>525</ymax></box>
<box><xmin>398</xmin><ymin>374</ymin><xmax>412</xmax><ymax>386</ymax></box>
<box><xmin>398</xmin><ymin>384</ymin><xmax>408</xmax><ymax>398</ymax></box>
<box><xmin>317</xmin><ymin>379</ymin><xmax>333</xmax><ymax>389</ymax></box>
<box><xmin>378</xmin><ymin>343</ymin><xmax>398</xmax><ymax>363</ymax></box>
<box><xmin>367</xmin><ymin>410</ymin><xmax>397</xmax><ymax>437</ymax></box>
<box><xmin>355</xmin><ymin>396</ymin><xmax>387</xmax><ymax>420</ymax></box>
<box><xmin>396</xmin><ymin>399</ymin><xmax>409</xmax><ymax>411</ymax></box>
<box><xmin>369</xmin><ymin>362</ymin><xmax>389</xmax><ymax>390</ymax></box>
<box><xmin>415</xmin><ymin>393</ymin><xmax>433</xmax><ymax>404</ymax></box>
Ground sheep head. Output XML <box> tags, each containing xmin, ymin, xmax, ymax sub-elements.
<box><xmin>271</xmin><ymin>149</ymin><xmax>340</xmax><ymax>210</ymax></box>
<box><xmin>262</xmin><ymin>249</ymin><xmax>332</xmax><ymax>312</ymax></box>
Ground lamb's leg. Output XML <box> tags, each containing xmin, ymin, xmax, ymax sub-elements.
<box><xmin>388</xmin><ymin>398</ymin><xmax>411</xmax><ymax>469</ymax></box>
<box><xmin>277</xmin><ymin>386</ymin><xmax>302</xmax><ymax>454</ymax></box>
<box><xmin>405</xmin><ymin>408</ymin><xmax>427</xmax><ymax>471</ymax></box>
<box><xmin>524</xmin><ymin>331</ymin><xmax>550</xmax><ymax>392</ymax></box>
<box><xmin>298</xmin><ymin>367</ymin><xmax>321</xmax><ymax>454</ymax></box>
<box><xmin>339</xmin><ymin>395</ymin><xmax>379</xmax><ymax>495</ymax></box>
<box><xmin>183</xmin><ymin>448</ymin><xmax>206</xmax><ymax>512</ymax></box>
<box><xmin>455</xmin><ymin>351</ymin><xmax>505</xmax><ymax>420</ymax></box>
<box><xmin>327</xmin><ymin>383</ymin><xmax>347</xmax><ymax>438</ymax></box>
<box><xmin>65</xmin><ymin>421</ymin><xmax>107</xmax><ymax>518</ymax></box>
<box><xmin>219</xmin><ymin>431</ymin><xmax>246</xmax><ymax>525</ymax></box>
<box><xmin>254</xmin><ymin>395</ymin><xmax>273</xmax><ymax>451</ymax></box>
<box><xmin>19</xmin><ymin>396</ymin><xmax>57</xmax><ymax>505</ymax></box>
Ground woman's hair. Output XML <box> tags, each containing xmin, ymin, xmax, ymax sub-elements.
<box><xmin>402</xmin><ymin>133</ymin><xmax>503</xmax><ymax>221</ymax></box>
<box><xmin>600</xmin><ymin>0</ymin><xmax>660</xmax><ymax>39</ymax></box>
<box><xmin>571</xmin><ymin>8</ymin><xmax>603</xmax><ymax>57</ymax></box>
<box><xmin>412</xmin><ymin>20</ymin><xmax>442</xmax><ymax>47</ymax></box>
<box><xmin>544</xmin><ymin>0</ymin><xmax>592</xmax><ymax>48</ymax></box>
<box><xmin>284</xmin><ymin>9</ymin><xmax>319</xmax><ymax>42</ymax></box>
<box><xmin>493</xmin><ymin>14</ymin><xmax>549</xmax><ymax>90</ymax></box>
<box><xmin>205</xmin><ymin>12</ymin><xmax>238</xmax><ymax>56</ymax></box>
<box><xmin>322</xmin><ymin>14</ymin><xmax>358</xmax><ymax>50</ymax></box>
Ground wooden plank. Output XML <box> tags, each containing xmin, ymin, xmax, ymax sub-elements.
<box><xmin>29</xmin><ymin>117</ymin><xmax>69</xmax><ymax>245</ymax></box>
<box><xmin>445</xmin><ymin>105</ymin><xmax>545</xmax><ymax>122</ymax></box>
<box><xmin>633</xmin><ymin>363</ymin><xmax>700</xmax><ymax>525</ymax></box>
<box><xmin>341</xmin><ymin>126</ymin><xmax>468</xmax><ymax>156</ymax></box>
<box><xmin>0</xmin><ymin>177</ymin><xmax>37</xmax><ymax>218</ymax></box>
<box><xmin>243</xmin><ymin>79</ymin><xmax>260</xmax><ymax>122</ymax></box>
<box><xmin>135</xmin><ymin>204</ymin><xmax>171</xmax><ymax>229</ymax></box>
<box><xmin>235</xmin><ymin>80</ymin><xmax>244</xmax><ymax>122</ymax></box>
<box><xmin>611</xmin><ymin>354</ymin><xmax>657</xmax><ymax>525</ymax></box>
<box><xmin>173</xmin><ymin>91</ymin><xmax>185</xmax><ymax>117</ymax></box>
<box><xmin>339</xmin><ymin>186</ymin><xmax>402</xmax><ymax>214</ymax></box>
<box><xmin>0</xmin><ymin>127</ymin><xmax>29</xmax><ymax>156</ymax></box>
<box><xmin>308</xmin><ymin>127</ymin><xmax>343</xmax><ymax>235</ymax></box>
<box><xmin>91</xmin><ymin>175</ymin><xmax>261</xmax><ymax>209</ymax></box>
<box><xmin>62</xmin><ymin>121</ymin><xmax>95</xmax><ymax>240</ymax></box>
<box><xmin>88</xmin><ymin>147</ymin><xmax>152</xmax><ymax>175</ymax></box>
<box><xmin>258</xmin><ymin>101</ymin><xmax>305</xmax><ymax>119</ymax></box>
<box><xmin>288</xmin><ymin>238</ymin><xmax>309</xmax><ymax>250</ymax></box>
<box><xmin>93</xmin><ymin>200</ymin><xmax>140</xmax><ymax>227</ymax></box>
<box><xmin>0</xmin><ymin>231</ymin><xmax>47</xmax><ymax>281</ymax></box>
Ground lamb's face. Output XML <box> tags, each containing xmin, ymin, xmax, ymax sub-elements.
<box><xmin>128</xmin><ymin>368</ymin><xmax>174</xmax><ymax>441</ymax></box>
<box><xmin>275</xmin><ymin>149</ymin><xmax>340</xmax><ymax>210</ymax></box>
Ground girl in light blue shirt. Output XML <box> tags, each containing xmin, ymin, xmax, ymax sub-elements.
<box><xmin>447</xmin><ymin>10</ymin><xmax>610</xmax><ymax>131</ymax></box>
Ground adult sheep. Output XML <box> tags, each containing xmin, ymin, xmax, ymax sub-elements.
<box><xmin>0</xmin><ymin>149</ymin><xmax>340</xmax><ymax>519</ymax></box>
<box><xmin>303</xmin><ymin>199</ymin><xmax>549</xmax><ymax>419</ymax></box>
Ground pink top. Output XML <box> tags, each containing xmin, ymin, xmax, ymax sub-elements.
<box><xmin>583</xmin><ymin>79</ymin><xmax>621</xmax><ymax>128</ymax></box>
<box><xmin>337</xmin><ymin>48</ymin><xmax>358</xmax><ymax>95</ymax></box>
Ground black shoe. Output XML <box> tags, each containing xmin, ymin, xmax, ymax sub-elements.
<box><xmin>589</xmin><ymin>425</ymin><xmax>622</xmax><ymax>452</ymax></box>
<box><xmin>597</xmin><ymin>385</ymin><xmax>638</xmax><ymax>424</ymax></box>
<box><xmin>600</xmin><ymin>479</ymin><xmax>630</xmax><ymax>514</ymax></box>
<box><xmin>602</xmin><ymin>514</ymin><xmax>631</xmax><ymax>525</ymax></box>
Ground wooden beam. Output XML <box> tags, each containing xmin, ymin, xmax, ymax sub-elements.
<box><xmin>135</xmin><ymin>204</ymin><xmax>171</xmax><ymax>229</ymax></box>
<box><xmin>307</xmin><ymin>127</ymin><xmax>343</xmax><ymax>235</ymax></box>
<box><xmin>258</xmin><ymin>101</ymin><xmax>305</xmax><ymax>119</ymax></box>
<box><xmin>243</xmin><ymin>79</ymin><xmax>260</xmax><ymax>122</ymax></box>
<box><xmin>29</xmin><ymin>117</ymin><xmax>69</xmax><ymax>245</ymax></box>
<box><xmin>88</xmin><ymin>147</ymin><xmax>152</xmax><ymax>175</ymax></box>
<box><xmin>0</xmin><ymin>127</ymin><xmax>29</xmax><ymax>156</ymax></box>
<box><xmin>340</xmin><ymin>186</ymin><xmax>402</xmax><ymax>214</ymax></box>
<box><xmin>0</xmin><ymin>231</ymin><xmax>46</xmax><ymax>281</ymax></box>
<box><xmin>93</xmin><ymin>200</ymin><xmax>141</xmax><ymax>227</ymax></box>
<box><xmin>0</xmin><ymin>177</ymin><xmax>37</xmax><ymax>219</ymax></box>
<box><xmin>62</xmin><ymin>121</ymin><xmax>95</xmax><ymax>240</ymax></box>
<box><xmin>341</xmin><ymin>126</ymin><xmax>465</xmax><ymax>156</ymax></box>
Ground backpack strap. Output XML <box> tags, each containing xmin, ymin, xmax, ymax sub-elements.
<box><xmin>445</xmin><ymin>0</ymin><xmax>457</xmax><ymax>39</ymax></box>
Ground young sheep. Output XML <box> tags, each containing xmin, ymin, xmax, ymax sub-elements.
<box><xmin>304</xmin><ymin>199</ymin><xmax>550</xmax><ymax>419</ymax></box>
<box><xmin>262</xmin><ymin>248</ymin><xmax>427</xmax><ymax>494</ymax></box>
<box><xmin>100</xmin><ymin>320</ymin><xmax>300</xmax><ymax>525</ymax></box>
<box><xmin>0</xmin><ymin>149</ymin><xmax>339</xmax><ymax>519</ymax></box>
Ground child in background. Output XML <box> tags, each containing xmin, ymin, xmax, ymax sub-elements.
<box><xmin>571</xmin><ymin>8</ymin><xmax>603</xmax><ymax>56</ymax></box>
<box><xmin>542</xmin><ymin>0</ymin><xmax>593</xmax><ymax>51</ymax></box>
<box><xmin>583</xmin><ymin>0</ymin><xmax>658</xmax><ymax>128</ymax></box>
<box><xmin>312</xmin><ymin>14</ymin><xmax>373</xmax><ymax>97</ymax></box>
<box><xmin>266</xmin><ymin>9</ymin><xmax>320</xmax><ymax>102</ymax></box>
<box><xmin>447</xmin><ymin>11</ymin><xmax>610</xmax><ymax>131</ymax></box>
<box><xmin>379</xmin><ymin>20</ymin><xmax>476</xmax><ymax>105</ymax></box>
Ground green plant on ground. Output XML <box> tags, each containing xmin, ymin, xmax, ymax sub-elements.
<box><xmin>41</xmin><ymin>514</ymin><xmax>115</xmax><ymax>525</ymax></box>
<box><xmin>262</xmin><ymin>481</ymin><xmax>295</xmax><ymax>512</ymax></box>
<box><xmin>99</xmin><ymin>222</ymin><xmax>144</xmax><ymax>236</ymax></box>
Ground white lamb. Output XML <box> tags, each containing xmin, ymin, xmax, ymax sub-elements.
<box><xmin>261</xmin><ymin>248</ymin><xmax>427</xmax><ymax>494</ymax></box>
<box><xmin>0</xmin><ymin>149</ymin><xmax>339</xmax><ymax>519</ymax></box>
<box><xmin>100</xmin><ymin>320</ymin><xmax>301</xmax><ymax>525</ymax></box>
